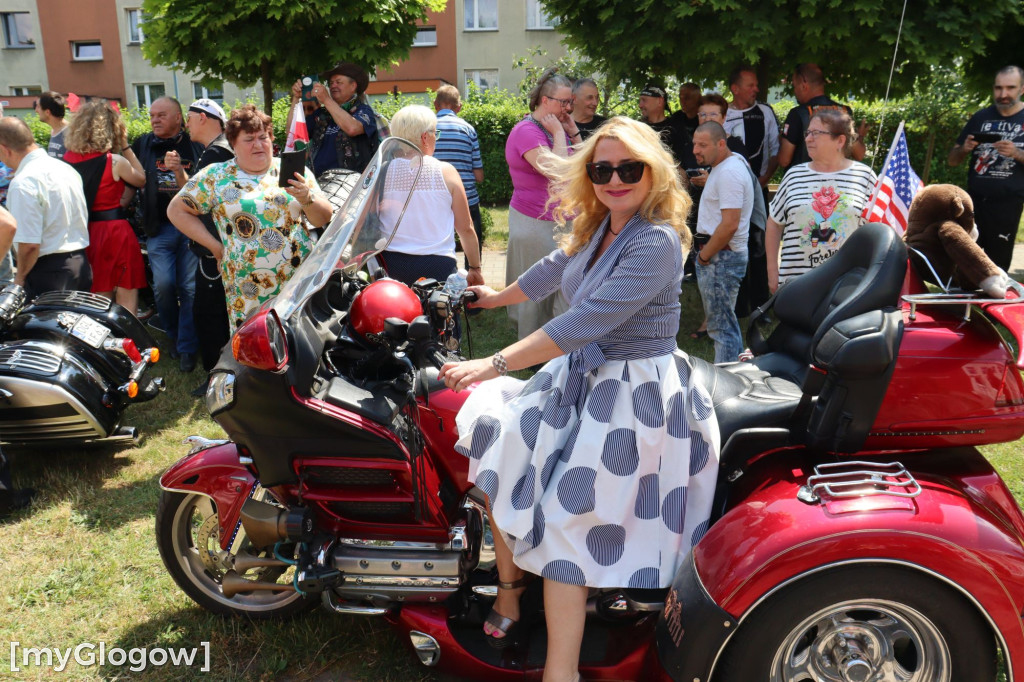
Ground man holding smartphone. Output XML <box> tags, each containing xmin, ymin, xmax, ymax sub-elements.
<box><xmin>949</xmin><ymin>65</ymin><xmax>1024</xmax><ymax>272</ymax></box>
<box><xmin>288</xmin><ymin>62</ymin><xmax>379</xmax><ymax>176</ymax></box>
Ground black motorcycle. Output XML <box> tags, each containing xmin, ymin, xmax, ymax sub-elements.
<box><xmin>0</xmin><ymin>284</ymin><xmax>163</xmax><ymax>445</ymax></box>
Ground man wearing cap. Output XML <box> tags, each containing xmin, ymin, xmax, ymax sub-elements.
<box><xmin>180</xmin><ymin>98</ymin><xmax>235</xmax><ymax>396</ymax></box>
<box><xmin>290</xmin><ymin>62</ymin><xmax>379</xmax><ymax>176</ymax></box>
<box><xmin>639</xmin><ymin>85</ymin><xmax>680</xmax><ymax>156</ymax></box>
<box><xmin>131</xmin><ymin>96</ymin><xmax>203</xmax><ymax>372</ymax></box>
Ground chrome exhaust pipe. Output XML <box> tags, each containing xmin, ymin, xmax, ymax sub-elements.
<box><xmin>220</xmin><ymin>570</ymin><xmax>297</xmax><ymax>598</ymax></box>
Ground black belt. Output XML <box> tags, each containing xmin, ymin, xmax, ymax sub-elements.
<box><xmin>89</xmin><ymin>208</ymin><xmax>127</xmax><ymax>222</ymax></box>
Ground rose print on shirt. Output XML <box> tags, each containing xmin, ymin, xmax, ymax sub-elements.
<box><xmin>811</xmin><ymin>186</ymin><xmax>840</xmax><ymax>221</ymax></box>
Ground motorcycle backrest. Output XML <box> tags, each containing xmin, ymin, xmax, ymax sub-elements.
<box><xmin>750</xmin><ymin>222</ymin><xmax>908</xmax><ymax>381</ymax></box>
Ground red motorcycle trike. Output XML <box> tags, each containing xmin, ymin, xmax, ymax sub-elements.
<box><xmin>156</xmin><ymin>138</ymin><xmax>1024</xmax><ymax>681</ymax></box>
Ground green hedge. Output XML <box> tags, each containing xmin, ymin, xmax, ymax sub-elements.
<box><xmin>33</xmin><ymin>82</ymin><xmax>982</xmax><ymax>206</ymax></box>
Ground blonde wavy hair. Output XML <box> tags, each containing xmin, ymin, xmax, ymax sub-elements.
<box><xmin>541</xmin><ymin>116</ymin><xmax>692</xmax><ymax>255</ymax></box>
<box><xmin>65</xmin><ymin>100</ymin><xmax>126</xmax><ymax>154</ymax></box>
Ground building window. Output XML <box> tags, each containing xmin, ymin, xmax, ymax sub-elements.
<box><xmin>72</xmin><ymin>41</ymin><xmax>103</xmax><ymax>61</ymax></box>
<box><xmin>11</xmin><ymin>86</ymin><xmax>42</xmax><ymax>96</ymax></box>
<box><xmin>464</xmin><ymin>0</ymin><xmax>498</xmax><ymax>30</ymax></box>
<box><xmin>126</xmin><ymin>9</ymin><xmax>144</xmax><ymax>44</ymax></box>
<box><xmin>2</xmin><ymin>12</ymin><xmax>35</xmax><ymax>48</ymax></box>
<box><xmin>466</xmin><ymin>69</ymin><xmax>498</xmax><ymax>92</ymax></box>
<box><xmin>135</xmin><ymin>83</ymin><xmax>165</xmax><ymax>108</ymax></box>
<box><xmin>412</xmin><ymin>27</ymin><xmax>437</xmax><ymax>47</ymax></box>
<box><xmin>192</xmin><ymin>81</ymin><xmax>224</xmax><ymax>104</ymax></box>
<box><xmin>526</xmin><ymin>1</ymin><xmax>558</xmax><ymax>30</ymax></box>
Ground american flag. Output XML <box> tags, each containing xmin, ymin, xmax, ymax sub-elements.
<box><xmin>862</xmin><ymin>121</ymin><xmax>924</xmax><ymax>234</ymax></box>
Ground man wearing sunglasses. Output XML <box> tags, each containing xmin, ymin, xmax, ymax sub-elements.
<box><xmin>691</xmin><ymin>122</ymin><xmax>754</xmax><ymax>364</ymax></box>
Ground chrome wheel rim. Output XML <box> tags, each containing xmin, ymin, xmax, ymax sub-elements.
<box><xmin>770</xmin><ymin>599</ymin><xmax>950</xmax><ymax>682</ymax></box>
<box><xmin>169</xmin><ymin>493</ymin><xmax>303</xmax><ymax>612</ymax></box>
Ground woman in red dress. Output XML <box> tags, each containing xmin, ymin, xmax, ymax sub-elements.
<box><xmin>64</xmin><ymin>101</ymin><xmax>147</xmax><ymax>314</ymax></box>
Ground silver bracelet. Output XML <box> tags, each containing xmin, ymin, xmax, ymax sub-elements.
<box><xmin>491</xmin><ymin>351</ymin><xmax>508</xmax><ymax>376</ymax></box>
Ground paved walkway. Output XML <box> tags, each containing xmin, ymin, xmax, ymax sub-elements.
<box><xmin>478</xmin><ymin>243</ymin><xmax>1024</xmax><ymax>290</ymax></box>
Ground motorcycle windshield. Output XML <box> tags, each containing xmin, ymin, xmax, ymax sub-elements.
<box><xmin>272</xmin><ymin>136</ymin><xmax>423</xmax><ymax>322</ymax></box>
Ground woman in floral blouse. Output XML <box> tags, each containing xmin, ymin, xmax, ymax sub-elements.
<box><xmin>168</xmin><ymin>104</ymin><xmax>332</xmax><ymax>331</ymax></box>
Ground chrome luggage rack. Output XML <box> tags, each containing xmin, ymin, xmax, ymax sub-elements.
<box><xmin>797</xmin><ymin>461</ymin><xmax>921</xmax><ymax>504</ymax></box>
<box><xmin>903</xmin><ymin>248</ymin><xmax>1024</xmax><ymax>322</ymax></box>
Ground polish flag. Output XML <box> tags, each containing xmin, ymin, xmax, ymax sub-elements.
<box><xmin>285</xmin><ymin>103</ymin><xmax>309</xmax><ymax>152</ymax></box>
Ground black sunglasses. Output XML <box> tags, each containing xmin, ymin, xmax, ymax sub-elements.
<box><xmin>585</xmin><ymin>161</ymin><xmax>646</xmax><ymax>185</ymax></box>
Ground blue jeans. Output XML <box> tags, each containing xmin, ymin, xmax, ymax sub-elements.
<box><xmin>696</xmin><ymin>248</ymin><xmax>748</xmax><ymax>364</ymax></box>
<box><xmin>147</xmin><ymin>220</ymin><xmax>198</xmax><ymax>354</ymax></box>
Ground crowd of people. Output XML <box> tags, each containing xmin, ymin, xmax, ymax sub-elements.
<box><xmin>439</xmin><ymin>61</ymin><xmax>1024</xmax><ymax>680</ymax></box>
<box><xmin>0</xmin><ymin>58</ymin><xmax>1022</xmax><ymax>674</ymax></box>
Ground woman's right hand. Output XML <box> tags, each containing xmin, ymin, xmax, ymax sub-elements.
<box><xmin>539</xmin><ymin>113</ymin><xmax>563</xmax><ymax>137</ymax></box>
<box><xmin>290</xmin><ymin>80</ymin><xmax>302</xmax><ymax>103</ymax></box>
<box><xmin>465</xmin><ymin>285</ymin><xmax>501</xmax><ymax>309</ymax></box>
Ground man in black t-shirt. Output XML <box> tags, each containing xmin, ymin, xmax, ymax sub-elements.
<box><xmin>777</xmin><ymin>63</ymin><xmax>866</xmax><ymax>169</ymax></box>
<box><xmin>571</xmin><ymin>78</ymin><xmax>606</xmax><ymax>140</ymax></box>
<box><xmin>949</xmin><ymin>65</ymin><xmax>1024</xmax><ymax>271</ymax></box>
<box><xmin>671</xmin><ymin>83</ymin><xmax>701</xmax><ymax>140</ymax></box>
<box><xmin>639</xmin><ymin>85</ymin><xmax>681</xmax><ymax>161</ymax></box>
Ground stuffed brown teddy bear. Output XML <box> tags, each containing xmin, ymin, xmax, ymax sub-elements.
<box><xmin>904</xmin><ymin>184</ymin><xmax>1008</xmax><ymax>297</ymax></box>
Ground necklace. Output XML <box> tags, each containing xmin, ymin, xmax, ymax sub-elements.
<box><xmin>608</xmin><ymin>225</ymin><xmax>622</xmax><ymax>235</ymax></box>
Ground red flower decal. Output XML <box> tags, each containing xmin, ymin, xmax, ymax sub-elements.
<box><xmin>811</xmin><ymin>186</ymin><xmax>840</xmax><ymax>220</ymax></box>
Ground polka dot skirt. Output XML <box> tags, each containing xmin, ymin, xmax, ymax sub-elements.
<box><xmin>455</xmin><ymin>351</ymin><xmax>720</xmax><ymax>589</ymax></box>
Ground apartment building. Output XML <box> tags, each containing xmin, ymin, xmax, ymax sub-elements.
<box><xmin>375</xmin><ymin>0</ymin><xmax>566</xmax><ymax>97</ymax></box>
<box><xmin>1</xmin><ymin>0</ymin><xmax>565</xmax><ymax>114</ymax></box>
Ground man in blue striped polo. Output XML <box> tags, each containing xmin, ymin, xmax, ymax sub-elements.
<box><xmin>434</xmin><ymin>85</ymin><xmax>485</xmax><ymax>268</ymax></box>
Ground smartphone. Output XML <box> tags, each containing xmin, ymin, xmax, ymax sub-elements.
<box><xmin>278</xmin><ymin>149</ymin><xmax>308</xmax><ymax>188</ymax></box>
<box><xmin>300</xmin><ymin>74</ymin><xmax>320</xmax><ymax>102</ymax></box>
<box><xmin>972</xmin><ymin>132</ymin><xmax>1002</xmax><ymax>144</ymax></box>
<box><xmin>685</xmin><ymin>168</ymin><xmax>706</xmax><ymax>177</ymax></box>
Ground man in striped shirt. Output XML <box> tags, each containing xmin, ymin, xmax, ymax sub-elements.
<box><xmin>434</xmin><ymin>85</ymin><xmax>485</xmax><ymax>266</ymax></box>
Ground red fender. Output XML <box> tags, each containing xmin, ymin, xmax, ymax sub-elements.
<box><xmin>695</xmin><ymin>448</ymin><xmax>1024</xmax><ymax>680</ymax></box>
<box><xmin>159</xmin><ymin>442</ymin><xmax>256</xmax><ymax>551</ymax></box>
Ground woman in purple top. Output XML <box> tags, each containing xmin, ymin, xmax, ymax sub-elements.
<box><xmin>505</xmin><ymin>68</ymin><xmax>583</xmax><ymax>340</ymax></box>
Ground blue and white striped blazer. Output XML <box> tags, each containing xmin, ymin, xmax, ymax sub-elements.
<box><xmin>518</xmin><ymin>213</ymin><xmax>684</xmax><ymax>404</ymax></box>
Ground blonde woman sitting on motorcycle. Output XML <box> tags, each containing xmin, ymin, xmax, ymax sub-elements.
<box><xmin>439</xmin><ymin>116</ymin><xmax>721</xmax><ymax>681</ymax></box>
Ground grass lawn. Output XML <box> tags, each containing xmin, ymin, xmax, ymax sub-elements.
<box><xmin>0</xmin><ymin>281</ymin><xmax>1021</xmax><ymax>680</ymax></box>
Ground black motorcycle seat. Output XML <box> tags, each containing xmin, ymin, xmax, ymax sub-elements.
<box><xmin>689</xmin><ymin>356</ymin><xmax>803</xmax><ymax>457</ymax></box>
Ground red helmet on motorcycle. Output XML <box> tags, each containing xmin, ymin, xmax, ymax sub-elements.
<box><xmin>349</xmin><ymin>278</ymin><xmax>422</xmax><ymax>340</ymax></box>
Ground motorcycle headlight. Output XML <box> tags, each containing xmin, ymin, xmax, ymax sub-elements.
<box><xmin>206</xmin><ymin>371</ymin><xmax>236</xmax><ymax>414</ymax></box>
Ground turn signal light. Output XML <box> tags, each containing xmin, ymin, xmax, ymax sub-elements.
<box><xmin>126</xmin><ymin>381</ymin><xmax>139</xmax><ymax>399</ymax></box>
<box><xmin>232</xmin><ymin>309</ymin><xmax>289</xmax><ymax>372</ymax></box>
<box><xmin>150</xmin><ymin>347</ymin><xmax>160</xmax><ymax>363</ymax></box>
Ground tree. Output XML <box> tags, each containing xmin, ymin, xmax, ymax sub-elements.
<box><xmin>541</xmin><ymin>0</ymin><xmax>1024</xmax><ymax>100</ymax></box>
<box><xmin>140</xmin><ymin>0</ymin><xmax>446</xmax><ymax>112</ymax></box>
